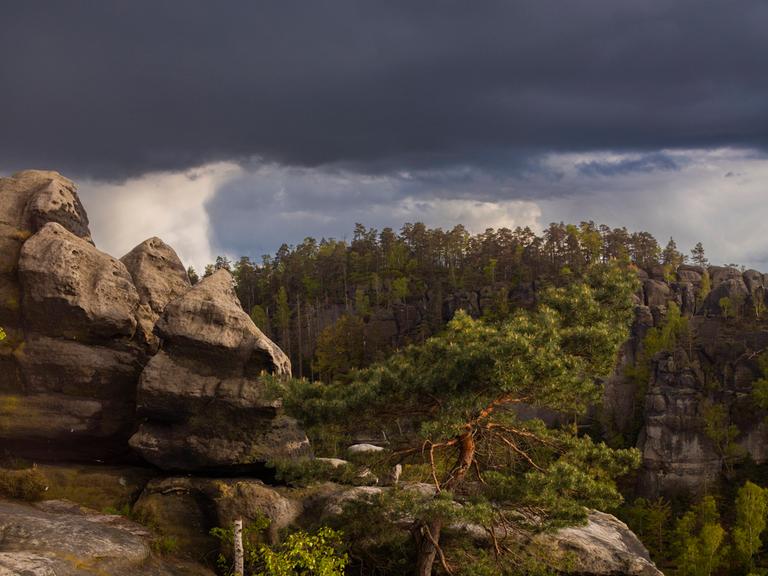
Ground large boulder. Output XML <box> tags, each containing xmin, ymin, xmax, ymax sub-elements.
<box><xmin>129</xmin><ymin>270</ymin><xmax>309</xmax><ymax>470</ymax></box>
<box><xmin>19</xmin><ymin>223</ymin><xmax>139</xmax><ymax>341</ymax></box>
<box><xmin>133</xmin><ymin>477</ymin><xmax>301</xmax><ymax>558</ymax></box>
<box><xmin>677</xmin><ymin>265</ymin><xmax>703</xmax><ymax>284</ymax></box>
<box><xmin>742</xmin><ymin>269</ymin><xmax>765</xmax><ymax>294</ymax></box>
<box><xmin>155</xmin><ymin>269</ymin><xmax>289</xmax><ymax>373</ymax></box>
<box><xmin>643</xmin><ymin>279</ymin><xmax>671</xmax><ymax>308</ymax></box>
<box><xmin>708</xmin><ymin>265</ymin><xmax>742</xmax><ymax>288</ymax></box>
<box><xmin>0</xmin><ymin>170</ymin><xmax>91</xmax><ymax>328</ymax></box>
<box><xmin>701</xmin><ymin>276</ymin><xmax>749</xmax><ymax>317</ymax></box>
<box><xmin>0</xmin><ymin>499</ymin><xmax>212</xmax><ymax>576</ymax></box>
<box><xmin>121</xmin><ymin>237</ymin><xmax>190</xmax><ymax>350</ymax></box>
<box><xmin>530</xmin><ymin>511</ymin><xmax>663</xmax><ymax>576</ymax></box>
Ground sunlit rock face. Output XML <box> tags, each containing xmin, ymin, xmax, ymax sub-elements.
<box><xmin>0</xmin><ymin>170</ymin><xmax>304</xmax><ymax>467</ymax></box>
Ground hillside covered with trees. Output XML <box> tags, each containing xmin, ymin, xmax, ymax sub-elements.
<box><xmin>198</xmin><ymin>221</ymin><xmax>706</xmax><ymax>381</ymax></box>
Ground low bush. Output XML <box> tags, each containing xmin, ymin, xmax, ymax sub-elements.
<box><xmin>0</xmin><ymin>466</ymin><xmax>48</xmax><ymax>501</ymax></box>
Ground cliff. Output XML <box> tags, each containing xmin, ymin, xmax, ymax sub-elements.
<box><xmin>602</xmin><ymin>264</ymin><xmax>768</xmax><ymax>497</ymax></box>
<box><xmin>0</xmin><ymin>170</ymin><xmax>309</xmax><ymax>469</ymax></box>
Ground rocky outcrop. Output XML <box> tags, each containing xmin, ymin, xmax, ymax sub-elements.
<box><xmin>19</xmin><ymin>223</ymin><xmax>140</xmax><ymax>340</ymax></box>
<box><xmin>0</xmin><ymin>171</ymin><xmax>94</xmax><ymax>394</ymax></box>
<box><xmin>132</xmin><ymin>477</ymin><xmax>302</xmax><ymax>557</ymax></box>
<box><xmin>531</xmin><ymin>511</ymin><xmax>663</xmax><ymax>576</ymax></box>
<box><xmin>121</xmin><ymin>237</ymin><xmax>190</xmax><ymax>351</ymax></box>
<box><xmin>0</xmin><ymin>170</ymin><xmax>301</xmax><ymax>467</ymax></box>
<box><xmin>129</xmin><ymin>270</ymin><xmax>309</xmax><ymax>471</ymax></box>
<box><xmin>603</xmin><ymin>265</ymin><xmax>768</xmax><ymax>497</ymax></box>
<box><xmin>636</xmin><ymin>350</ymin><xmax>722</xmax><ymax>497</ymax></box>
<box><xmin>701</xmin><ymin>276</ymin><xmax>749</xmax><ymax>317</ymax></box>
<box><xmin>0</xmin><ymin>173</ymin><xmax>144</xmax><ymax>459</ymax></box>
<box><xmin>0</xmin><ymin>499</ymin><xmax>213</xmax><ymax>576</ymax></box>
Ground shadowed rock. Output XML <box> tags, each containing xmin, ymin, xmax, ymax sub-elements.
<box><xmin>129</xmin><ymin>270</ymin><xmax>308</xmax><ymax>470</ymax></box>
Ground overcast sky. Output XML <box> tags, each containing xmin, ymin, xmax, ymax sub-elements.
<box><xmin>2</xmin><ymin>1</ymin><xmax>768</xmax><ymax>270</ymax></box>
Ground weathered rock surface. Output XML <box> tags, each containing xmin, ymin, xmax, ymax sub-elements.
<box><xmin>130</xmin><ymin>270</ymin><xmax>308</xmax><ymax>470</ymax></box>
<box><xmin>637</xmin><ymin>351</ymin><xmax>722</xmax><ymax>497</ymax></box>
<box><xmin>604</xmin><ymin>265</ymin><xmax>768</xmax><ymax>497</ymax></box>
<box><xmin>531</xmin><ymin>511</ymin><xmax>663</xmax><ymax>576</ymax></box>
<box><xmin>1</xmin><ymin>172</ymin><xmax>301</xmax><ymax>468</ymax></box>
<box><xmin>133</xmin><ymin>477</ymin><xmax>301</xmax><ymax>557</ymax></box>
<box><xmin>0</xmin><ymin>499</ymin><xmax>212</xmax><ymax>576</ymax></box>
<box><xmin>701</xmin><ymin>276</ymin><xmax>750</xmax><ymax>317</ymax></box>
<box><xmin>19</xmin><ymin>223</ymin><xmax>139</xmax><ymax>340</ymax></box>
<box><xmin>7</xmin><ymin>336</ymin><xmax>142</xmax><ymax>450</ymax></box>
<box><xmin>121</xmin><ymin>237</ymin><xmax>190</xmax><ymax>350</ymax></box>
<box><xmin>1</xmin><ymin>215</ymin><xmax>143</xmax><ymax>458</ymax></box>
<box><xmin>0</xmin><ymin>171</ymin><xmax>91</xmax><ymax>332</ymax></box>
<box><xmin>155</xmin><ymin>269</ymin><xmax>289</xmax><ymax>372</ymax></box>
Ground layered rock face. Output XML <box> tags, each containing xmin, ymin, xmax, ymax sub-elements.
<box><xmin>0</xmin><ymin>170</ymin><xmax>303</xmax><ymax>467</ymax></box>
<box><xmin>0</xmin><ymin>499</ymin><xmax>213</xmax><ymax>576</ymax></box>
<box><xmin>603</xmin><ymin>264</ymin><xmax>768</xmax><ymax>497</ymax></box>
<box><xmin>129</xmin><ymin>270</ymin><xmax>310</xmax><ymax>471</ymax></box>
<box><xmin>0</xmin><ymin>171</ymin><xmax>141</xmax><ymax>459</ymax></box>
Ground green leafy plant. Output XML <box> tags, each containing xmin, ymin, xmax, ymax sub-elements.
<box><xmin>673</xmin><ymin>496</ymin><xmax>728</xmax><ymax>576</ymax></box>
<box><xmin>732</xmin><ymin>481</ymin><xmax>768</xmax><ymax>572</ymax></box>
<box><xmin>623</xmin><ymin>302</ymin><xmax>690</xmax><ymax>441</ymax></box>
<box><xmin>701</xmin><ymin>399</ymin><xmax>744</xmax><ymax>472</ymax></box>
<box><xmin>719</xmin><ymin>296</ymin><xmax>733</xmax><ymax>319</ymax></box>
<box><xmin>621</xmin><ymin>497</ymin><xmax>671</xmax><ymax>561</ymax></box>
<box><xmin>151</xmin><ymin>536</ymin><xmax>179</xmax><ymax>556</ymax></box>
<box><xmin>210</xmin><ymin>520</ymin><xmax>346</xmax><ymax>576</ymax></box>
<box><xmin>259</xmin><ymin>527</ymin><xmax>347</xmax><ymax>576</ymax></box>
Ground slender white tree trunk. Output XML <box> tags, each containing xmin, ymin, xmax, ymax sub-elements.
<box><xmin>234</xmin><ymin>518</ymin><xmax>244</xmax><ymax>576</ymax></box>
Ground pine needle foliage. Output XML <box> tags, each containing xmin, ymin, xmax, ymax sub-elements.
<box><xmin>275</xmin><ymin>261</ymin><xmax>641</xmax><ymax>574</ymax></box>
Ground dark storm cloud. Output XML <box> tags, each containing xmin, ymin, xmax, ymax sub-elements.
<box><xmin>577</xmin><ymin>152</ymin><xmax>681</xmax><ymax>177</ymax></box>
<box><xmin>2</xmin><ymin>0</ymin><xmax>768</xmax><ymax>180</ymax></box>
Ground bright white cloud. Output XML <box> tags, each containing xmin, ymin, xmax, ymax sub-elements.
<box><xmin>72</xmin><ymin>148</ymin><xmax>768</xmax><ymax>274</ymax></box>
<box><xmin>77</xmin><ymin>162</ymin><xmax>242</xmax><ymax>271</ymax></box>
<box><xmin>537</xmin><ymin>148</ymin><xmax>768</xmax><ymax>268</ymax></box>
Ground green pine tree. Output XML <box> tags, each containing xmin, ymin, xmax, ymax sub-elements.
<box><xmin>277</xmin><ymin>262</ymin><xmax>641</xmax><ymax>575</ymax></box>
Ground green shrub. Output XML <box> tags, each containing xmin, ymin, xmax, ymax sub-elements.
<box><xmin>0</xmin><ymin>467</ymin><xmax>48</xmax><ymax>501</ymax></box>
<box><xmin>259</xmin><ymin>527</ymin><xmax>347</xmax><ymax>576</ymax></box>
<box><xmin>211</xmin><ymin>518</ymin><xmax>347</xmax><ymax>576</ymax></box>
<box><xmin>151</xmin><ymin>536</ymin><xmax>179</xmax><ymax>555</ymax></box>
<box><xmin>269</xmin><ymin>458</ymin><xmax>362</xmax><ymax>487</ymax></box>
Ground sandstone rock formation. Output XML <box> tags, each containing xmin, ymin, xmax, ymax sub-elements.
<box><xmin>121</xmin><ymin>237</ymin><xmax>190</xmax><ymax>351</ymax></box>
<box><xmin>129</xmin><ymin>270</ymin><xmax>309</xmax><ymax>471</ymax></box>
<box><xmin>0</xmin><ymin>170</ymin><xmax>302</xmax><ymax>467</ymax></box>
<box><xmin>530</xmin><ymin>511</ymin><xmax>663</xmax><ymax>576</ymax></box>
<box><xmin>19</xmin><ymin>223</ymin><xmax>140</xmax><ymax>340</ymax></box>
<box><xmin>603</xmin><ymin>264</ymin><xmax>768</xmax><ymax>497</ymax></box>
<box><xmin>133</xmin><ymin>477</ymin><xmax>302</xmax><ymax>557</ymax></box>
<box><xmin>0</xmin><ymin>499</ymin><xmax>213</xmax><ymax>576</ymax></box>
<box><xmin>0</xmin><ymin>172</ymin><xmax>144</xmax><ymax>459</ymax></box>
